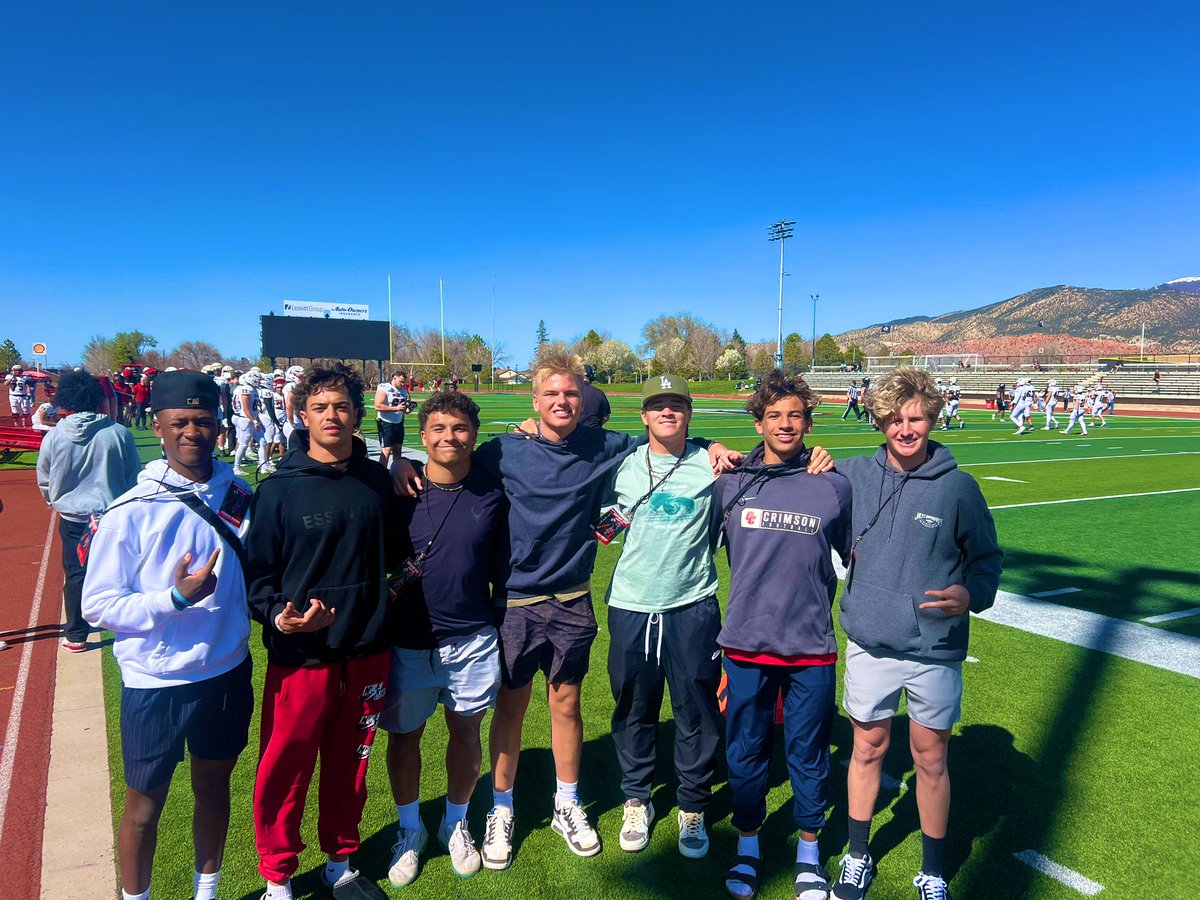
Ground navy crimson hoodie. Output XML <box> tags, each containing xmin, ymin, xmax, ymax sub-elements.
<box><xmin>714</xmin><ymin>444</ymin><xmax>853</xmax><ymax>658</ymax></box>
<box><xmin>245</xmin><ymin>439</ymin><xmax>411</xmax><ymax>667</ymax></box>
<box><xmin>837</xmin><ymin>441</ymin><xmax>1002</xmax><ymax>661</ymax></box>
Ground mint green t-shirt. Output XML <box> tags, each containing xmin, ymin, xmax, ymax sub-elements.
<box><xmin>605</xmin><ymin>441</ymin><xmax>719</xmax><ymax>613</ymax></box>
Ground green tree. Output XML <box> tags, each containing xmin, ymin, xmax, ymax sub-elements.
<box><xmin>895</xmin><ymin>347</ymin><xmax>917</xmax><ymax>360</ymax></box>
<box><xmin>749</xmin><ymin>347</ymin><xmax>774</xmax><ymax>378</ymax></box>
<box><xmin>110</xmin><ymin>331</ymin><xmax>157</xmax><ymax>365</ymax></box>
<box><xmin>813</xmin><ymin>333</ymin><xmax>843</xmax><ymax>367</ymax></box>
<box><xmin>729</xmin><ymin>329</ymin><xmax>747</xmax><ymax>356</ymax></box>
<box><xmin>534</xmin><ymin>320</ymin><xmax>549</xmax><ymax>357</ymax></box>
<box><xmin>0</xmin><ymin>339</ymin><xmax>20</xmax><ymax>370</ymax></box>
<box><xmin>782</xmin><ymin>332</ymin><xmax>806</xmax><ymax>374</ymax></box>
<box><xmin>843</xmin><ymin>343</ymin><xmax>866</xmax><ymax>367</ymax></box>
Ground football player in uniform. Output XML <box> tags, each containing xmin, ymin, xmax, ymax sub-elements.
<box><xmin>256</xmin><ymin>373</ymin><xmax>283</xmax><ymax>473</ymax></box>
<box><xmin>231</xmin><ymin>373</ymin><xmax>261</xmax><ymax>474</ymax></box>
<box><xmin>1088</xmin><ymin>389</ymin><xmax>1108</xmax><ymax>428</ymax></box>
<box><xmin>281</xmin><ymin>366</ymin><xmax>305</xmax><ymax>446</ymax></box>
<box><xmin>6</xmin><ymin>364</ymin><xmax>36</xmax><ymax>428</ymax></box>
<box><xmin>1041</xmin><ymin>380</ymin><xmax>1061</xmax><ymax>431</ymax></box>
<box><xmin>943</xmin><ymin>379</ymin><xmax>964</xmax><ymax>429</ymax></box>
<box><xmin>1009</xmin><ymin>380</ymin><xmax>1034</xmax><ymax>435</ymax></box>
<box><xmin>1060</xmin><ymin>386</ymin><xmax>1089</xmax><ymax>435</ymax></box>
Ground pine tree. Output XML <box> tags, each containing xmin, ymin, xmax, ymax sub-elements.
<box><xmin>535</xmin><ymin>320</ymin><xmax>549</xmax><ymax>356</ymax></box>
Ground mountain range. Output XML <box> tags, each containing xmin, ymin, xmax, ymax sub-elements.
<box><xmin>836</xmin><ymin>281</ymin><xmax>1200</xmax><ymax>354</ymax></box>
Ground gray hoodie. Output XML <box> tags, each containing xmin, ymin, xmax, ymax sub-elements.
<box><xmin>36</xmin><ymin>412</ymin><xmax>140</xmax><ymax>522</ymax></box>
<box><xmin>837</xmin><ymin>441</ymin><xmax>1002</xmax><ymax>661</ymax></box>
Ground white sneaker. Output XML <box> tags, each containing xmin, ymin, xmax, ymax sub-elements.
<box><xmin>481</xmin><ymin>806</ymin><xmax>514</xmax><ymax>871</ymax></box>
<box><xmin>551</xmin><ymin>798</ymin><xmax>601</xmax><ymax>857</ymax></box>
<box><xmin>439</xmin><ymin>817</ymin><xmax>481</xmax><ymax>877</ymax></box>
<box><xmin>677</xmin><ymin>810</ymin><xmax>709</xmax><ymax>858</ymax></box>
<box><xmin>387</xmin><ymin>821</ymin><xmax>428</xmax><ymax>888</ymax></box>
<box><xmin>618</xmin><ymin>799</ymin><xmax>654</xmax><ymax>852</ymax></box>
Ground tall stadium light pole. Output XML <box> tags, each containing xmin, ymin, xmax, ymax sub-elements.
<box><xmin>387</xmin><ymin>275</ymin><xmax>393</xmax><ymax>362</ymax></box>
<box><xmin>491</xmin><ymin>273</ymin><xmax>497</xmax><ymax>390</ymax></box>
<box><xmin>439</xmin><ymin>278</ymin><xmax>446</xmax><ymax>365</ymax></box>
<box><xmin>768</xmin><ymin>220</ymin><xmax>795</xmax><ymax>370</ymax></box>
<box><xmin>811</xmin><ymin>294</ymin><xmax>820</xmax><ymax>369</ymax></box>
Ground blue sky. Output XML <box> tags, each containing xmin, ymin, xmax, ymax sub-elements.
<box><xmin>2</xmin><ymin>1</ymin><xmax>1197</xmax><ymax>366</ymax></box>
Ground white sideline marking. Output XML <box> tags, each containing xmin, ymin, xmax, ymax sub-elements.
<box><xmin>961</xmin><ymin>450</ymin><xmax>1199</xmax><ymax>467</ymax></box>
<box><xmin>989</xmin><ymin>488</ymin><xmax>1200</xmax><ymax>510</ymax></box>
<box><xmin>983</xmin><ymin>476</ymin><xmax>1028</xmax><ymax>483</ymax></box>
<box><xmin>0</xmin><ymin>511</ymin><xmax>57</xmax><ymax>847</ymax></box>
<box><xmin>1142</xmin><ymin>607</ymin><xmax>1200</xmax><ymax>624</ymax></box>
<box><xmin>978</xmin><ymin>591</ymin><xmax>1200</xmax><ymax>679</ymax></box>
<box><xmin>1014</xmin><ymin>850</ymin><xmax>1105</xmax><ymax>895</ymax></box>
<box><xmin>965</xmin><ymin>656</ymin><xmax>980</xmax><ymax>663</ymax></box>
<box><xmin>1107</xmin><ymin>446</ymin><xmax>1123</xmax><ymax>448</ymax></box>
<box><xmin>840</xmin><ymin>759</ymin><xmax>907</xmax><ymax>792</ymax></box>
<box><xmin>1030</xmin><ymin>587</ymin><xmax>1082</xmax><ymax>598</ymax></box>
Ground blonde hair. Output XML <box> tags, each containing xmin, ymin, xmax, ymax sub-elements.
<box><xmin>532</xmin><ymin>353</ymin><xmax>584</xmax><ymax>393</ymax></box>
<box><xmin>864</xmin><ymin>367</ymin><xmax>944</xmax><ymax>422</ymax></box>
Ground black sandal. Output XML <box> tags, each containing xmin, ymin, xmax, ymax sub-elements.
<box><xmin>794</xmin><ymin>861</ymin><xmax>832</xmax><ymax>900</ymax></box>
<box><xmin>724</xmin><ymin>854</ymin><xmax>763</xmax><ymax>900</ymax></box>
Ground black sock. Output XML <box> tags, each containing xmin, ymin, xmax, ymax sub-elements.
<box><xmin>921</xmin><ymin>833</ymin><xmax>945</xmax><ymax>877</ymax></box>
<box><xmin>847</xmin><ymin>816</ymin><xmax>871</xmax><ymax>857</ymax></box>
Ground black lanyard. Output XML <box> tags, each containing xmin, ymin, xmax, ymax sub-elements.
<box><xmin>626</xmin><ymin>448</ymin><xmax>687</xmax><ymax>519</ymax></box>
<box><xmin>416</xmin><ymin>485</ymin><xmax>465</xmax><ymax>565</ymax></box>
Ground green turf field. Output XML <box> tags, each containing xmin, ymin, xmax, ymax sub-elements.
<box><xmin>90</xmin><ymin>394</ymin><xmax>1199</xmax><ymax>899</ymax></box>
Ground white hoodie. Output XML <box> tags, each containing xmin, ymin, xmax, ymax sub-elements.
<box><xmin>82</xmin><ymin>459</ymin><xmax>251</xmax><ymax>688</ymax></box>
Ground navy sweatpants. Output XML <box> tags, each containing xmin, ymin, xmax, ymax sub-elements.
<box><xmin>608</xmin><ymin>598</ymin><xmax>723</xmax><ymax>812</ymax></box>
<box><xmin>723</xmin><ymin>655</ymin><xmax>835</xmax><ymax>833</ymax></box>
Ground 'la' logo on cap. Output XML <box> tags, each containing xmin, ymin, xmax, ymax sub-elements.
<box><xmin>660</xmin><ymin>376</ymin><xmax>672</xmax><ymax>389</ymax></box>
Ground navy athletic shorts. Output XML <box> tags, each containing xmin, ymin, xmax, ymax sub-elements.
<box><xmin>498</xmin><ymin>594</ymin><xmax>598</xmax><ymax>688</ymax></box>
<box><xmin>120</xmin><ymin>655</ymin><xmax>253</xmax><ymax>792</ymax></box>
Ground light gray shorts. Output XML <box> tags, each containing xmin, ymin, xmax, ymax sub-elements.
<box><xmin>380</xmin><ymin>626</ymin><xmax>500</xmax><ymax>734</ymax></box>
<box><xmin>842</xmin><ymin>640</ymin><xmax>963</xmax><ymax>731</ymax></box>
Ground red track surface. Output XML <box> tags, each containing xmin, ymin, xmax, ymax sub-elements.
<box><xmin>0</xmin><ymin>467</ymin><xmax>61</xmax><ymax>900</ymax></box>
<box><xmin>0</xmin><ymin>387</ymin><xmax>64</xmax><ymax>900</ymax></box>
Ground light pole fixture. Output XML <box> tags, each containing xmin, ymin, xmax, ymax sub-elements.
<box><xmin>811</xmin><ymin>293</ymin><xmax>820</xmax><ymax>369</ymax></box>
<box><xmin>768</xmin><ymin>220</ymin><xmax>795</xmax><ymax>370</ymax></box>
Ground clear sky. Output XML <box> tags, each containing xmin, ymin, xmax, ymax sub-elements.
<box><xmin>2</xmin><ymin>1</ymin><xmax>1197</xmax><ymax>367</ymax></box>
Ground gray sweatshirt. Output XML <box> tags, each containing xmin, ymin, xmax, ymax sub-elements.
<box><xmin>36</xmin><ymin>412</ymin><xmax>140</xmax><ymax>522</ymax></box>
<box><xmin>837</xmin><ymin>441</ymin><xmax>1002</xmax><ymax>661</ymax></box>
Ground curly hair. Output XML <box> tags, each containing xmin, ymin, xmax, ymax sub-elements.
<box><xmin>419</xmin><ymin>390</ymin><xmax>480</xmax><ymax>431</ymax></box>
<box><xmin>745</xmin><ymin>371</ymin><xmax>821</xmax><ymax>421</ymax></box>
<box><xmin>531</xmin><ymin>353</ymin><xmax>584</xmax><ymax>393</ymax></box>
<box><xmin>54</xmin><ymin>370</ymin><xmax>104</xmax><ymax>414</ymax></box>
<box><xmin>864</xmin><ymin>366</ymin><xmax>944</xmax><ymax>422</ymax></box>
<box><xmin>292</xmin><ymin>362</ymin><xmax>366</xmax><ymax>414</ymax></box>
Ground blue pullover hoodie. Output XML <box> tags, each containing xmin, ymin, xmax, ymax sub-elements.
<box><xmin>714</xmin><ymin>444</ymin><xmax>853</xmax><ymax>658</ymax></box>
<box><xmin>837</xmin><ymin>441</ymin><xmax>1002</xmax><ymax>662</ymax></box>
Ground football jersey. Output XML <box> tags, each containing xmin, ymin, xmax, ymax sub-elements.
<box><xmin>232</xmin><ymin>384</ymin><xmax>259</xmax><ymax>418</ymax></box>
<box><xmin>5</xmin><ymin>374</ymin><xmax>34</xmax><ymax>397</ymax></box>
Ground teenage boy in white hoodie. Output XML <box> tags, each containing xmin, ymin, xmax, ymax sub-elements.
<box><xmin>82</xmin><ymin>370</ymin><xmax>254</xmax><ymax>900</ymax></box>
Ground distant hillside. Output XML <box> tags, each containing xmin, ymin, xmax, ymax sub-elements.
<box><xmin>837</xmin><ymin>284</ymin><xmax>1200</xmax><ymax>354</ymax></box>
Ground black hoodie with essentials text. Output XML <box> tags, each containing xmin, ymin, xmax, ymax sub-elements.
<box><xmin>245</xmin><ymin>438</ymin><xmax>411</xmax><ymax>667</ymax></box>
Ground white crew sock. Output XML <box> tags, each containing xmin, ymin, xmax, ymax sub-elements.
<box><xmin>194</xmin><ymin>870</ymin><xmax>220</xmax><ymax>900</ymax></box>
<box><xmin>264</xmin><ymin>882</ymin><xmax>293</xmax><ymax>900</ymax></box>
<box><xmin>555</xmin><ymin>779</ymin><xmax>579</xmax><ymax>808</ymax></box>
<box><xmin>396</xmin><ymin>800</ymin><xmax>420</xmax><ymax>832</ymax></box>
<box><xmin>492</xmin><ymin>787</ymin><xmax>514</xmax><ymax>812</ymax></box>
<box><xmin>122</xmin><ymin>890</ymin><xmax>150</xmax><ymax>900</ymax></box>
<box><xmin>324</xmin><ymin>858</ymin><xmax>349</xmax><ymax>884</ymax></box>
<box><xmin>725</xmin><ymin>833</ymin><xmax>761</xmax><ymax>898</ymax></box>
<box><xmin>796</xmin><ymin>836</ymin><xmax>820</xmax><ymax>865</ymax></box>
<box><xmin>445</xmin><ymin>798</ymin><xmax>469</xmax><ymax>825</ymax></box>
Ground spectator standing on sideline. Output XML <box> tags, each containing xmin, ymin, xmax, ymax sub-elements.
<box><xmin>374</xmin><ymin>371</ymin><xmax>410</xmax><ymax>467</ymax></box>
<box><xmin>579</xmin><ymin>365</ymin><xmax>611</xmax><ymax>428</ymax></box>
<box><xmin>36</xmin><ymin>369</ymin><xmax>140</xmax><ymax>652</ymax></box>
<box><xmin>1152</xmin><ymin>367</ymin><xmax>1161</xmax><ymax>393</ymax></box>
<box><xmin>132</xmin><ymin>374</ymin><xmax>152</xmax><ymax>430</ymax></box>
<box><xmin>81</xmin><ymin>370</ymin><xmax>253</xmax><ymax>900</ymax></box>
<box><xmin>246</xmin><ymin>363</ymin><xmax>409</xmax><ymax>900</ymax></box>
<box><xmin>383</xmin><ymin>391</ymin><xmax>509</xmax><ymax>887</ymax></box>
<box><xmin>830</xmin><ymin>367</ymin><xmax>1001</xmax><ymax>900</ymax></box>
<box><xmin>715</xmin><ymin>373</ymin><xmax>852</xmax><ymax>900</ymax></box>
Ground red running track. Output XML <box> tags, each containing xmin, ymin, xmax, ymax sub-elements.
<box><xmin>0</xmin><ymin>466</ymin><xmax>66</xmax><ymax>900</ymax></box>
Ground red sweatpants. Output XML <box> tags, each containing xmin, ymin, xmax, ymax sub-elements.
<box><xmin>253</xmin><ymin>653</ymin><xmax>390</xmax><ymax>884</ymax></box>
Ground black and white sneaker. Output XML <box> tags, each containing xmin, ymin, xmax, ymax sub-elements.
<box><xmin>831</xmin><ymin>852</ymin><xmax>875</xmax><ymax>899</ymax></box>
<box><xmin>913</xmin><ymin>872</ymin><xmax>950</xmax><ymax>900</ymax></box>
<box><xmin>481</xmin><ymin>806</ymin><xmax>514</xmax><ymax>871</ymax></box>
<box><xmin>551</xmin><ymin>798</ymin><xmax>601</xmax><ymax>857</ymax></box>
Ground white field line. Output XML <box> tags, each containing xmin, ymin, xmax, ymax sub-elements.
<box><xmin>0</xmin><ymin>511</ymin><xmax>57</xmax><ymax>846</ymax></box>
<box><xmin>989</xmin><ymin>488</ymin><xmax>1200</xmax><ymax>510</ymax></box>
<box><xmin>983</xmin><ymin>476</ymin><xmax>1028</xmax><ymax>483</ymax></box>
<box><xmin>1030</xmin><ymin>588</ymin><xmax>1082</xmax><ymax>598</ymax></box>
<box><xmin>1142</xmin><ymin>607</ymin><xmax>1200</xmax><ymax>624</ymax></box>
<box><xmin>978</xmin><ymin>591</ymin><xmax>1200</xmax><ymax>679</ymax></box>
<box><xmin>1014</xmin><ymin>850</ymin><xmax>1105</xmax><ymax>895</ymax></box>
<box><xmin>961</xmin><ymin>450</ymin><xmax>1199</xmax><ymax>467</ymax></box>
